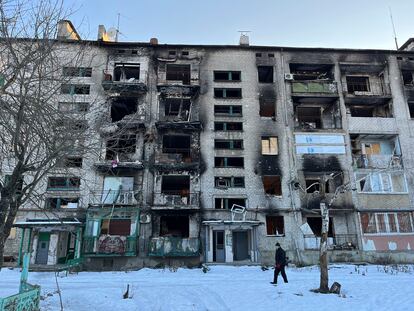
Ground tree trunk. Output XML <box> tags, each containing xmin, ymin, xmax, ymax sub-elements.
<box><xmin>0</xmin><ymin>235</ymin><xmax>5</xmax><ymax>270</ymax></box>
<box><xmin>319</xmin><ymin>202</ymin><xmax>329</xmax><ymax>293</ymax></box>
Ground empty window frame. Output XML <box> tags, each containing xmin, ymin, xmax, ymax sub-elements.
<box><xmin>160</xmin><ymin>215</ymin><xmax>189</xmax><ymax>237</ymax></box>
<box><xmin>111</xmin><ymin>98</ymin><xmax>138</xmax><ymax>122</ymax></box>
<box><xmin>214</xmin><ymin>71</ymin><xmax>241</xmax><ymax>82</ymax></box>
<box><xmin>214</xmin><ymin>88</ymin><xmax>242</xmax><ymax>98</ymax></box>
<box><xmin>163</xmin><ymin>98</ymin><xmax>191</xmax><ymax>118</ymax></box>
<box><xmin>46</xmin><ymin>197</ymin><xmax>79</xmax><ymax>209</ymax></box>
<box><xmin>214</xmin><ymin>139</ymin><xmax>243</xmax><ymax>150</ymax></box>
<box><xmin>161</xmin><ymin>175</ymin><xmax>190</xmax><ymax>195</ymax></box>
<box><xmin>214</xmin><ymin>157</ymin><xmax>244</xmax><ymax>168</ymax></box>
<box><xmin>214</xmin><ymin>105</ymin><xmax>242</xmax><ymax>116</ymax></box>
<box><xmin>346</xmin><ymin>76</ymin><xmax>370</xmax><ymax>93</ymax></box>
<box><xmin>58</xmin><ymin>102</ymin><xmax>89</xmax><ymax>113</ymax></box>
<box><xmin>113</xmin><ymin>63</ymin><xmax>140</xmax><ymax>81</ymax></box>
<box><xmin>162</xmin><ymin>135</ymin><xmax>191</xmax><ymax>155</ymax></box>
<box><xmin>408</xmin><ymin>101</ymin><xmax>414</xmax><ymax>118</ymax></box>
<box><xmin>166</xmin><ymin>64</ymin><xmax>191</xmax><ymax>85</ymax></box>
<box><xmin>214</xmin><ymin>176</ymin><xmax>245</xmax><ymax>188</ymax></box>
<box><xmin>262</xmin><ymin>176</ymin><xmax>282</xmax><ymax>195</ymax></box>
<box><xmin>101</xmin><ymin>219</ymin><xmax>131</xmax><ymax>236</ymax></box>
<box><xmin>61</xmin><ymin>84</ymin><xmax>90</xmax><ymax>95</ymax></box>
<box><xmin>47</xmin><ymin>177</ymin><xmax>80</xmax><ymax>190</ymax></box>
<box><xmin>214</xmin><ymin>198</ymin><xmax>246</xmax><ymax>209</ymax></box>
<box><xmin>62</xmin><ymin>67</ymin><xmax>92</xmax><ymax>77</ymax></box>
<box><xmin>402</xmin><ymin>70</ymin><xmax>413</xmax><ymax>86</ymax></box>
<box><xmin>304</xmin><ymin>173</ymin><xmax>343</xmax><ymax>194</ymax></box>
<box><xmin>356</xmin><ymin>171</ymin><xmax>408</xmax><ymax>193</ymax></box>
<box><xmin>266</xmin><ymin>216</ymin><xmax>284</xmax><ymax>235</ymax></box>
<box><xmin>261</xmin><ymin>137</ymin><xmax>278</xmax><ymax>155</ymax></box>
<box><xmin>360</xmin><ymin>212</ymin><xmax>414</xmax><ymax>234</ymax></box>
<box><xmin>260</xmin><ymin>98</ymin><xmax>276</xmax><ymax>117</ymax></box>
<box><xmin>105</xmin><ymin>135</ymin><xmax>136</xmax><ymax>160</ymax></box>
<box><xmin>258</xmin><ymin>66</ymin><xmax>274</xmax><ymax>83</ymax></box>
<box><xmin>307</xmin><ymin>217</ymin><xmax>334</xmax><ymax>237</ymax></box>
<box><xmin>296</xmin><ymin>106</ymin><xmax>322</xmax><ymax>129</ymax></box>
<box><xmin>214</xmin><ymin>122</ymin><xmax>243</xmax><ymax>131</ymax></box>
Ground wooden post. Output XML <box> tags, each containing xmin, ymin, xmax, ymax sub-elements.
<box><xmin>319</xmin><ymin>202</ymin><xmax>329</xmax><ymax>293</ymax></box>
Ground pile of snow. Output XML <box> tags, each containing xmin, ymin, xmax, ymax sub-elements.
<box><xmin>1</xmin><ymin>264</ymin><xmax>413</xmax><ymax>310</ymax></box>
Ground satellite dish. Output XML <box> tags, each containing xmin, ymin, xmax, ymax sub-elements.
<box><xmin>106</xmin><ymin>27</ymin><xmax>118</xmax><ymax>42</ymax></box>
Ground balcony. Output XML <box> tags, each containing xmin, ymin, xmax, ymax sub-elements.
<box><xmin>343</xmin><ymin>82</ymin><xmax>391</xmax><ymax>104</ymax></box>
<box><xmin>291</xmin><ymin>80</ymin><xmax>338</xmax><ymax>95</ymax></box>
<box><xmin>89</xmin><ymin>190</ymin><xmax>141</xmax><ymax>206</ymax></box>
<box><xmin>148</xmin><ymin>237</ymin><xmax>200</xmax><ymax>257</ymax></box>
<box><xmin>154</xmin><ymin>149</ymin><xmax>199</xmax><ymax>171</ymax></box>
<box><xmin>83</xmin><ymin>235</ymin><xmax>137</xmax><ymax>256</ymax></box>
<box><xmin>347</xmin><ymin>116</ymin><xmax>397</xmax><ymax>133</ymax></box>
<box><xmin>303</xmin><ymin>234</ymin><xmax>358</xmax><ymax>250</ymax></box>
<box><xmin>153</xmin><ymin>191</ymin><xmax>200</xmax><ymax>209</ymax></box>
<box><xmin>352</xmin><ymin>154</ymin><xmax>403</xmax><ymax>169</ymax></box>
<box><xmin>102</xmin><ymin>70</ymin><xmax>147</xmax><ymax>96</ymax></box>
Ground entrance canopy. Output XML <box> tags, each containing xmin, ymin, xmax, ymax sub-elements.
<box><xmin>14</xmin><ymin>218</ymin><xmax>83</xmax><ymax>228</ymax></box>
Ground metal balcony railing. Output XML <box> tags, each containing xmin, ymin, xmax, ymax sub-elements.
<box><xmin>102</xmin><ymin>69</ymin><xmax>148</xmax><ymax>94</ymax></box>
<box><xmin>83</xmin><ymin>235</ymin><xmax>137</xmax><ymax>256</ymax></box>
<box><xmin>291</xmin><ymin>80</ymin><xmax>337</xmax><ymax>94</ymax></box>
<box><xmin>153</xmin><ymin>191</ymin><xmax>200</xmax><ymax>207</ymax></box>
<box><xmin>89</xmin><ymin>190</ymin><xmax>139</xmax><ymax>205</ymax></box>
<box><xmin>344</xmin><ymin>81</ymin><xmax>391</xmax><ymax>96</ymax></box>
<box><xmin>352</xmin><ymin>154</ymin><xmax>403</xmax><ymax>169</ymax></box>
<box><xmin>148</xmin><ymin>237</ymin><xmax>200</xmax><ymax>257</ymax></box>
<box><xmin>303</xmin><ymin>234</ymin><xmax>358</xmax><ymax>250</ymax></box>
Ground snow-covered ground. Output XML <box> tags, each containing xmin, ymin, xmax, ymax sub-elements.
<box><xmin>1</xmin><ymin>264</ymin><xmax>413</xmax><ymax>311</ymax></box>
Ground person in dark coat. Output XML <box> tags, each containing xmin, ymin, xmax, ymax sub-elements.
<box><xmin>270</xmin><ymin>242</ymin><xmax>288</xmax><ymax>284</ymax></box>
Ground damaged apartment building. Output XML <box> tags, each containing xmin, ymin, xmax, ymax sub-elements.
<box><xmin>2</xmin><ymin>22</ymin><xmax>414</xmax><ymax>270</ymax></box>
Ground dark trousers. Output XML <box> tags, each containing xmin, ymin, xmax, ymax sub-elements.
<box><xmin>273</xmin><ymin>265</ymin><xmax>288</xmax><ymax>283</ymax></box>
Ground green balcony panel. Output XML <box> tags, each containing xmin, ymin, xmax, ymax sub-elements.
<box><xmin>148</xmin><ymin>237</ymin><xmax>200</xmax><ymax>257</ymax></box>
<box><xmin>292</xmin><ymin>81</ymin><xmax>337</xmax><ymax>94</ymax></box>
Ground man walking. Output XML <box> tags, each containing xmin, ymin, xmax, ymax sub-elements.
<box><xmin>270</xmin><ymin>242</ymin><xmax>288</xmax><ymax>285</ymax></box>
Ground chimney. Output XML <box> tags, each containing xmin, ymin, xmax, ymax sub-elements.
<box><xmin>239</xmin><ymin>34</ymin><xmax>249</xmax><ymax>46</ymax></box>
<box><xmin>57</xmin><ymin>20</ymin><xmax>81</xmax><ymax>41</ymax></box>
<box><xmin>150</xmin><ymin>37</ymin><xmax>159</xmax><ymax>45</ymax></box>
<box><xmin>97</xmin><ymin>25</ymin><xmax>106</xmax><ymax>41</ymax></box>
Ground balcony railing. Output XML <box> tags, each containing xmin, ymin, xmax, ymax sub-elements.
<box><xmin>352</xmin><ymin>154</ymin><xmax>403</xmax><ymax>169</ymax></box>
<box><xmin>153</xmin><ymin>191</ymin><xmax>200</xmax><ymax>208</ymax></box>
<box><xmin>291</xmin><ymin>80</ymin><xmax>337</xmax><ymax>94</ymax></box>
<box><xmin>343</xmin><ymin>82</ymin><xmax>391</xmax><ymax>96</ymax></box>
<box><xmin>102</xmin><ymin>69</ymin><xmax>148</xmax><ymax>94</ymax></box>
<box><xmin>304</xmin><ymin>234</ymin><xmax>358</xmax><ymax>250</ymax></box>
<box><xmin>83</xmin><ymin>235</ymin><xmax>137</xmax><ymax>256</ymax></box>
<box><xmin>148</xmin><ymin>237</ymin><xmax>200</xmax><ymax>257</ymax></box>
<box><xmin>89</xmin><ymin>190</ymin><xmax>140</xmax><ymax>206</ymax></box>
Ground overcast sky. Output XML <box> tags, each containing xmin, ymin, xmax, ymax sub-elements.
<box><xmin>66</xmin><ymin>0</ymin><xmax>414</xmax><ymax>49</ymax></box>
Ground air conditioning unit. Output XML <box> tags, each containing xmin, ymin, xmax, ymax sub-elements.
<box><xmin>284</xmin><ymin>73</ymin><xmax>294</xmax><ymax>80</ymax></box>
<box><xmin>140</xmin><ymin>214</ymin><xmax>151</xmax><ymax>224</ymax></box>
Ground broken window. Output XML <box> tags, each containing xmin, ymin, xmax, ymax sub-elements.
<box><xmin>304</xmin><ymin>173</ymin><xmax>343</xmax><ymax>194</ymax></box>
<box><xmin>160</xmin><ymin>216</ymin><xmax>189</xmax><ymax>237</ymax></box>
<box><xmin>258</xmin><ymin>66</ymin><xmax>274</xmax><ymax>83</ymax></box>
<box><xmin>346</xmin><ymin>76</ymin><xmax>370</xmax><ymax>93</ymax></box>
<box><xmin>62</xmin><ymin>67</ymin><xmax>92</xmax><ymax>77</ymax></box>
<box><xmin>214</xmin><ymin>139</ymin><xmax>243</xmax><ymax>149</ymax></box>
<box><xmin>162</xmin><ymin>135</ymin><xmax>190</xmax><ymax>156</ymax></box>
<box><xmin>214</xmin><ymin>88</ymin><xmax>242</xmax><ymax>98</ymax></box>
<box><xmin>307</xmin><ymin>217</ymin><xmax>334</xmax><ymax>237</ymax></box>
<box><xmin>261</xmin><ymin>137</ymin><xmax>278</xmax><ymax>155</ymax></box>
<box><xmin>163</xmin><ymin>98</ymin><xmax>191</xmax><ymax>121</ymax></box>
<box><xmin>259</xmin><ymin>98</ymin><xmax>276</xmax><ymax>117</ymax></box>
<box><xmin>289</xmin><ymin>63</ymin><xmax>333</xmax><ymax>80</ymax></box>
<box><xmin>214</xmin><ymin>122</ymin><xmax>243</xmax><ymax>131</ymax></box>
<box><xmin>356</xmin><ymin>172</ymin><xmax>407</xmax><ymax>193</ymax></box>
<box><xmin>214</xmin><ymin>105</ymin><xmax>242</xmax><ymax>116</ymax></box>
<box><xmin>58</xmin><ymin>102</ymin><xmax>89</xmax><ymax>113</ymax></box>
<box><xmin>61</xmin><ymin>84</ymin><xmax>90</xmax><ymax>95</ymax></box>
<box><xmin>214</xmin><ymin>176</ymin><xmax>245</xmax><ymax>188</ymax></box>
<box><xmin>408</xmin><ymin>101</ymin><xmax>414</xmax><ymax>118</ymax></box>
<box><xmin>47</xmin><ymin>177</ymin><xmax>80</xmax><ymax>190</ymax></box>
<box><xmin>266</xmin><ymin>216</ymin><xmax>284</xmax><ymax>235</ymax></box>
<box><xmin>111</xmin><ymin>98</ymin><xmax>138</xmax><ymax>122</ymax></box>
<box><xmin>113</xmin><ymin>63</ymin><xmax>140</xmax><ymax>82</ymax></box>
<box><xmin>214</xmin><ymin>157</ymin><xmax>244</xmax><ymax>168</ymax></box>
<box><xmin>349</xmin><ymin>103</ymin><xmax>392</xmax><ymax>118</ymax></box>
<box><xmin>166</xmin><ymin>64</ymin><xmax>191</xmax><ymax>85</ymax></box>
<box><xmin>105</xmin><ymin>135</ymin><xmax>136</xmax><ymax>160</ymax></box>
<box><xmin>101</xmin><ymin>219</ymin><xmax>131</xmax><ymax>236</ymax></box>
<box><xmin>214</xmin><ymin>198</ymin><xmax>246</xmax><ymax>209</ymax></box>
<box><xmin>296</xmin><ymin>106</ymin><xmax>321</xmax><ymax>129</ymax></box>
<box><xmin>262</xmin><ymin>176</ymin><xmax>282</xmax><ymax>195</ymax></box>
<box><xmin>402</xmin><ymin>70</ymin><xmax>413</xmax><ymax>85</ymax></box>
<box><xmin>305</xmin><ymin>178</ymin><xmax>320</xmax><ymax>193</ymax></box>
<box><xmin>47</xmin><ymin>197</ymin><xmax>79</xmax><ymax>209</ymax></box>
<box><xmin>161</xmin><ymin>175</ymin><xmax>190</xmax><ymax>196</ymax></box>
<box><xmin>214</xmin><ymin>71</ymin><xmax>241</xmax><ymax>81</ymax></box>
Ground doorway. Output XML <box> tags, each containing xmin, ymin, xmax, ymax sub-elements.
<box><xmin>35</xmin><ymin>232</ymin><xmax>50</xmax><ymax>264</ymax></box>
<box><xmin>233</xmin><ymin>231</ymin><xmax>249</xmax><ymax>261</ymax></box>
<box><xmin>213</xmin><ymin>230</ymin><xmax>225</xmax><ymax>262</ymax></box>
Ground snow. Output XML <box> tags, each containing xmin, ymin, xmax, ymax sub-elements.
<box><xmin>1</xmin><ymin>264</ymin><xmax>414</xmax><ymax>311</ymax></box>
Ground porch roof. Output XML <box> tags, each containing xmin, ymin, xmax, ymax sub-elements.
<box><xmin>14</xmin><ymin>218</ymin><xmax>83</xmax><ymax>228</ymax></box>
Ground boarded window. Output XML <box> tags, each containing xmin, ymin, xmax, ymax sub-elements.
<box><xmin>262</xmin><ymin>176</ymin><xmax>282</xmax><ymax>195</ymax></box>
<box><xmin>261</xmin><ymin>137</ymin><xmax>278</xmax><ymax>155</ymax></box>
<box><xmin>266</xmin><ymin>216</ymin><xmax>284</xmax><ymax>235</ymax></box>
<box><xmin>258</xmin><ymin>66</ymin><xmax>274</xmax><ymax>83</ymax></box>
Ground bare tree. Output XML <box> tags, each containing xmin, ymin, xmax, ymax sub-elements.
<box><xmin>0</xmin><ymin>0</ymin><xmax>96</xmax><ymax>268</ymax></box>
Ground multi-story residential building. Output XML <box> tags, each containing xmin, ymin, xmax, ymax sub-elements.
<box><xmin>2</xmin><ymin>21</ymin><xmax>414</xmax><ymax>270</ymax></box>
